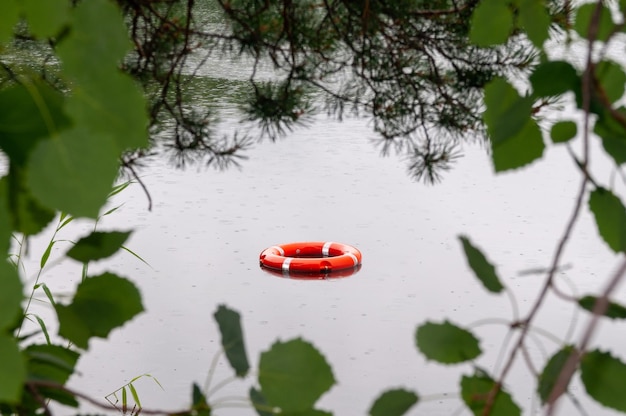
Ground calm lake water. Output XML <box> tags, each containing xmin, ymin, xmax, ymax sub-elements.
<box><xmin>12</xmin><ymin>4</ymin><xmax>625</xmax><ymax>414</ymax></box>
<box><xmin>21</xmin><ymin>109</ymin><xmax>621</xmax><ymax>415</ymax></box>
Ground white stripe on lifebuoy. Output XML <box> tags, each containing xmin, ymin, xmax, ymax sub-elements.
<box><xmin>347</xmin><ymin>252</ymin><xmax>358</xmax><ymax>266</ymax></box>
<box><xmin>282</xmin><ymin>257</ymin><xmax>292</xmax><ymax>272</ymax></box>
<box><xmin>272</xmin><ymin>246</ymin><xmax>285</xmax><ymax>255</ymax></box>
<box><xmin>322</xmin><ymin>241</ymin><xmax>333</xmax><ymax>257</ymax></box>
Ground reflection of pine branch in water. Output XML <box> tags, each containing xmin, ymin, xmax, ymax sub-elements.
<box><xmin>118</xmin><ymin>0</ymin><xmax>568</xmax><ymax>182</ymax></box>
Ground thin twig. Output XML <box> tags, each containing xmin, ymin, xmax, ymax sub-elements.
<box><xmin>122</xmin><ymin>160</ymin><xmax>153</xmax><ymax>211</ymax></box>
<box><xmin>546</xmin><ymin>258</ymin><xmax>626</xmax><ymax>413</ymax></box>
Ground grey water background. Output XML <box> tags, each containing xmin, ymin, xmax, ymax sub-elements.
<box><xmin>28</xmin><ymin>111</ymin><xmax>622</xmax><ymax>415</ymax></box>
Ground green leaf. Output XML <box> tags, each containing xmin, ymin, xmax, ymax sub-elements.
<box><xmin>581</xmin><ymin>350</ymin><xmax>626</xmax><ymax>412</ymax></box>
<box><xmin>0</xmin><ymin>178</ymin><xmax>11</xmax><ymax>254</ymax></box>
<box><xmin>7</xmin><ymin>167</ymin><xmax>56</xmax><ymax>235</ymax></box>
<box><xmin>259</xmin><ymin>338</ymin><xmax>335</xmax><ymax>412</ymax></box>
<box><xmin>63</xmin><ymin>73</ymin><xmax>149</xmax><ymax>153</ymax></box>
<box><xmin>27</xmin><ymin>128</ymin><xmax>120</xmax><ymax>218</ymax></box>
<box><xmin>25</xmin><ymin>344</ymin><xmax>79</xmax><ymax>385</ymax></box>
<box><xmin>461</xmin><ymin>371</ymin><xmax>521</xmax><ymax>416</ymax></box>
<box><xmin>491</xmin><ymin>118</ymin><xmax>545</xmax><ymax>172</ymax></box>
<box><xmin>213</xmin><ymin>305</ymin><xmax>250</xmax><ymax>377</ymax></box>
<box><xmin>537</xmin><ymin>346</ymin><xmax>574</xmax><ymax>404</ymax></box>
<box><xmin>588</xmin><ymin>188</ymin><xmax>626</xmax><ymax>253</ymax></box>
<box><xmin>0</xmin><ymin>0</ymin><xmax>19</xmax><ymax>45</ymax></box>
<box><xmin>0</xmin><ymin>334</ymin><xmax>26</xmax><ymax>403</ymax></box>
<box><xmin>575</xmin><ymin>3</ymin><xmax>614</xmax><ymax>42</ymax></box>
<box><xmin>416</xmin><ymin>321</ymin><xmax>481</xmax><ymax>364</ymax></box>
<box><xmin>191</xmin><ymin>383</ymin><xmax>211</xmax><ymax>416</ymax></box>
<box><xmin>56</xmin><ymin>272</ymin><xmax>144</xmax><ymax>349</ymax></box>
<box><xmin>470</xmin><ymin>0</ymin><xmax>514</xmax><ymax>46</ymax></box>
<box><xmin>519</xmin><ymin>0</ymin><xmax>550</xmax><ymax>48</ymax></box>
<box><xmin>129</xmin><ymin>383</ymin><xmax>141</xmax><ymax>408</ymax></box>
<box><xmin>40</xmin><ymin>239</ymin><xmax>56</xmax><ymax>269</ymax></box>
<box><xmin>57</xmin><ymin>0</ymin><xmax>131</xmax><ymax>75</ymax></box>
<box><xmin>530</xmin><ymin>61</ymin><xmax>579</xmax><ymax>98</ymax></box>
<box><xmin>0</xmin><ymin>260</ymin><xmax>23</xmax><ymax>331</ymax></box>
<box><xmin>0</xmin><ymin>81</ymin><xmax>71</xmax><ymax>166</ymax></box>
<box><xmin>369</xmin><ymin>389</ymin><xmax>419</xmax><ymax>416</ymax></box>
<box><xmin>33</xmin><ymin>315</ymin><xmax>52</xmax><ymax>345</ymax></box>
<box><xmin>458</xmin><ymin>236</ymin><xmax>504</xmax><ymax>293</ymax></box>
<box><xmin>578</xmin><ymin>295</ymin><xmax>626</xmax><ymax>319</ymax></box>
<box><xmin>550</xmin><ymin>121</ymin><xmax>577</xmax><ymax>144</ymax></box>
<box><xmin>250</xmin><ymin>387</ymin><xmax>273</xmax><ymax>416</ymax></box>
<box><xmin>482</xmin><ymin>78</ymin><xmax>544</xmax><ymax>172</ymax></box>
<box><xmin>41</xmin><ymin>284</ymin><xmax>56</xmax><ymax>307</ymax></box>
<box><xmin>56</xmin><ymin>0</ymin><xmax>148</xmax><ymax>152</ymax></box>
<box><xmin>66</xmin><ymin>231</ymin><xmax>132</xmax><ymax>263</ymax></box>
<box><xmin>22</xmin><ymin>0</ymin><xmax>70</xmax><ymax>38</ymax></box>
<box><xmin>122</xmin><ymin>386</ymin><xmax>127</xmax><ymax>412</ymax></box>
<box><xmin>596</xmin><ymin>61</ymin><xmax>626</xmax><ymax>104</ymax></box>
<box><xmin>594</xmin><ymin>109</ymin><xmax>626</xmax><ymax>165</ymax></box>
<box><xmin>483</xmin><ymin>78</ymin><xmax>533</xmax><ymax>145</ymax></box>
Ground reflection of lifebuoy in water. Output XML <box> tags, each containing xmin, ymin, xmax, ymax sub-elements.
<box><xmin>261</xmin><ymin>264</ymin><xmax>361</xmax><ymax>280</ymax></box>
<box><xmin>259</xmin><ymin>242</ymin><xmax>362</xmax><ymax>274</ymax></box>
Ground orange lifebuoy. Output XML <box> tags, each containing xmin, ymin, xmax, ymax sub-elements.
<box><xmin>259</xmin><ymin>242</ymin><xmax>362</xmax><ymax>274</ymax></box>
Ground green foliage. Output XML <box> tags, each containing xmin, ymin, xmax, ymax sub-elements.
<box><xmin>24</xmin><ymin>0</ymin><xmax>148</xmax><ymax>219</ymax></box>
<box><xmin>27</xmin><ymin>128</ymin><xmax>121</xmax><ymax>218</ymax></box>
<box><xmin>537</xmin><ymin>346</ymin><xmax>574</xmax><ymax>404</ymax></box>
<box><xmin>191</xmin><ymin>383</ymin><xmax>211</xmax><ymax>416</ymax></box>
<box><xmin>550</xmin><ymin>121</ymin><xmax>577</xmax><ymax>144</ymax></box>
<box><xmin>491</xmin><ymin>118</ymin><xmax>545</xmax><ymax>172</ymax></box>
<box><xmin>0</xmin><ymin>334</ymin><xmax>25</xmax><ymax>403</ymax></box>
<box><xmin>415</xmin><ymin>321</ymin><xmax>481</xmax><ymax>364</ymax></box>
<box><xmin>459</xmin><ymin>235</ymin><xmax>504</xmax><ymax>293</ymax></box>
<box><xmin>369</xmin><ymin>388</ymin><xmax>419</xmax><ymax>416</ymax></box>
<box><xmin>66</xmin><ymin>231</ymin><xmax>132</xmax><ymax>263</ymax></box>
<box><xmin>530</xmin><ymin>61</ymin><xmax>579</xmax><ymax>98</ymax></box>
<box><xmin>21</xmin><ymin>0</ymin><xmax>70</xmax><ymax>39</ymax></box>
<box><xmin>578</xmin><ymin>296</ymin><xmax>626</xmax><ymax>319</ymax></box>
<box><xmin>461</xmin><ymin>371</ymin><xmax>521</xmax><ymax>416</ymax></box>
<box><xmin>596</xmin><ymin>61</ymin><xmax>626</xmax><ymax>104</ymax></box>
<box><xmin>588</xmin><ymin>188</ymin><xmax>626</xmax><ymax>253</ymax></box>
<box><xmin>574</xmin><ymin>3</ymin><xmax>614</xmax><ymax>42</ymax></box>
<box><xmin>250</xmin><ymin>387</ymin><xmax>272</xmax><ymax>416</ymax></box>
<box><xmin>518</xmin><ymin>0</ymin><xmax>551</xmax><ymax>48</ymax></box>
<box><xmin>9</xmin><ymin>169</ymin><xmax>57</xmax><ymax>235</ymax></box>
<box><xmin>258</xmin><ymin>338</ymin><xmax>335</xmax><ymax>413</ymax></box>
<box><xmin>581</xmin><ymin>350</ymin><xmax>626</xmax><ymax>412</ymax></box>
<box><xmin>0</xmin><ymin>261</ymin><xmax>22</xmax><ymax>331</ymax></box>
<box><xmin>0</xmin><ymin>0</ymin><xmax>19</xmax><ymax>44</ymax></box>
<box><xmin>483</xmin><ymin>77</ymin><xmax>545</xmax><ymax>171</ymax></box>
<box><xmin>0</xmin><ymin>181</ymin><xmax>10</xmax><ymax>254</ymax></box>
<box><xmin>56</xmin><ymin>273</ymin><xmax>144</xmax><ymax>349</ymax></box>
<box><xmin>470</xmin><ymin>0</ymin><xmax>513</xmax><ymax>46</ymax></box>
<box><xmin>483</xmin><ymin>78</ymin><xmax>532</xmax><ymax>144</ymax></box>
<box><xmin>24</xmin><ymin>344</ymin><xmax>80</xmax><ymax>407</ymax></box>
<box><xmin>213</xmin><ymin>304</ymin><xmax>250</xmax><ymax>377</ymax></box>
<box><xmin>595</xmin><ymin>109</ymin><xmax>626</xmax><ymax>165</ymax></box>
<box><xmin>0</xmin><ymin>81</ymin><xmax>71</xmax><ymax>166</ymax></box>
